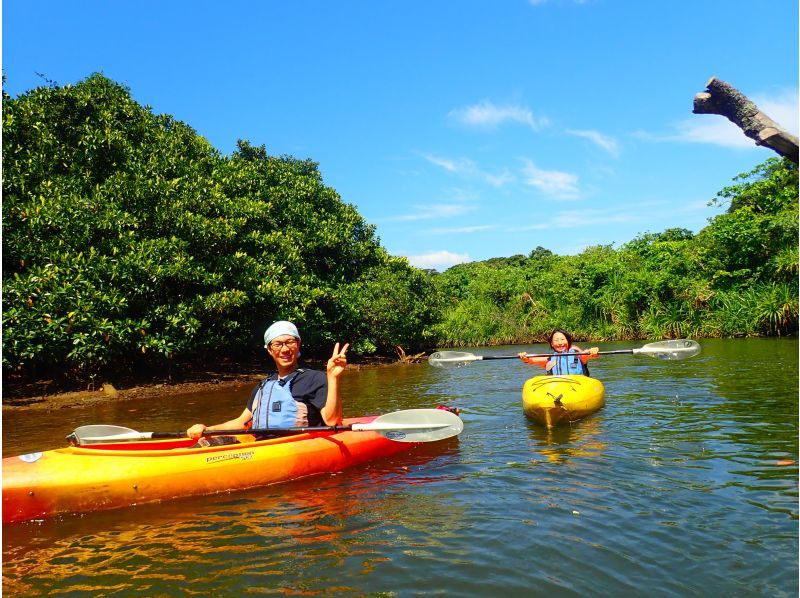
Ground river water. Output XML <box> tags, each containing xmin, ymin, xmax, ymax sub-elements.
<box><xmin>2</xmin><ymin>338</ymin><xmax>797</xmax><ymax>596</ymax></box>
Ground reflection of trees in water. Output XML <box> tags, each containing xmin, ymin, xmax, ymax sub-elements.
<box><xmin>639</xmin><ymin>338</ymin><xmax>798</xmax><ymax>490</ymax></box>
<box><xmin>343</xmin><ymin>363</ymin><xmax>462</xmax><ymax>416</ymax></box>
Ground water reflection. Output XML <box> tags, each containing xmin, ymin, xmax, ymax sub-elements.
<box><xmin>3</xmin><ymin>338</ymin><xmax>798</xmax><ymax>595</ymax></box>
<box><xmin>527</xmin><ymin>416</ymin><xmax>608</xmax><ymax>464</ymax></box>
<box><xmin>3</xmin><ymin>439</ymin><xmax>463</xmax><ymax>595</ymax></box>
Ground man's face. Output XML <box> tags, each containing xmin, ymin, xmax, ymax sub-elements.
<box><xmin>267</xmin><ymin>335</ymin><xmax>300</xmax><ymax>368</ymax></box>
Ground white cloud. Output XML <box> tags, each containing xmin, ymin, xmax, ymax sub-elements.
<box><xmin>422</xmin><ymin>153</ymin><xmax>514</xmax><ymax>187</ymax></box>
<box><xmin>390</xmin><ymin>203</ymin><xmax>476</xmax><ymax>222</ymax></box>
<box><xmin>448</xmin><ymin>100</ymin><xmax>549</xmax><ymax>131</ymax></box>
<box><xmin>567</xmin><ymin>129</ymin><xmax>620</xmax><ymax>155</ymax></box>
<box><xmin>423</xmin><ymin>224</ymin><xmax>497</xmax><ymax>234</ymax></box>
<box><xmin>550</xmin><ymin>210</ymin><xmax>636</xmax><ymax>228</ymax></box>
<box><xmin>673</xmin><ymin>118</ymin><xmax>756</xmax><ymax>148</ymax></box>
<box><xmin>520</xmin><ymin>159</ymin><xmax>580</xmax><ymax>199</ymax></box>
<box><xmin>483</xmin><ymin>169</ymin><xmax>515</xmax><ymax>187</ymax></box>
<box><xmin>509</xmin><ymin>208</ymin><xmax>638</xmax><ymax>232</ymax></box>
<box><xmin>405</xmin><ymin>250</ymin><xmax>471</xmax><ymax>271</ymax></box>
<box><xmin>423</xmin><ymin>154</ymin><xmax>463</xmax><ymax>172</ymax></box>
<box><xmin>758</xmin><ymin>89</ymin><xmax>799</xmax><ymax>135</ymax></box>
<box><xmin>443</xmin><ymin>186</ymin><xmax>481</xmax><ymax>202</ymax></box>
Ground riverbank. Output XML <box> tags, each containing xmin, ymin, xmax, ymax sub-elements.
<box><xmin>1</xmin><ymin>355</ymin><xmax>405</xmax><ymax>412</ymax></box>
<box><xmin>2</xmin><ymin>373</ymin><xmax>265</xmax><ymax>412</ymax></box>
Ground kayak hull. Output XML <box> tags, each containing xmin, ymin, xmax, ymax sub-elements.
<box><xmin>522</xmin><ymin>375</ymin><xmax>605</xmax><ymax>428</ymax></box>
<box><xmin>2</xmin><ymin>415</ymin><xmax>430</xmax><ymax>525</ymax></box>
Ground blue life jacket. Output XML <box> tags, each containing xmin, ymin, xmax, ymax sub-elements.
<box><xmin>251</xmin><ymin>374</ymin><xmax>299</xmax><ymax>429</ymax></box>
<box><xmin>548</xmin><ymin>350</ymin><xmax>589</xmax><ymax>376</ymax></box>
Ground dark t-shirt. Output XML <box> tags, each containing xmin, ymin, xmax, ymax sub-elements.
<box><xmin>246</xmin><ymin>368</ymin><xmax>328</xmax><ymax>426</ymax></box>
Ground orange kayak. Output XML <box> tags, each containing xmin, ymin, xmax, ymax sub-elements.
<box><xmin>3</xmin><ymin>415</ymin><xmax>424</xmax><ymax>525</ymax></box>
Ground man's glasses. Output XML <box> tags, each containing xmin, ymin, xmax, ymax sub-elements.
<box><xmin>269</xmin><ymin>338</ymin><xmax>298</xmax><ymax>350</ymax></box>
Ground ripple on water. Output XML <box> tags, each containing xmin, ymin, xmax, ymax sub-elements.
<box><xmin>2</xmin><ymin>339</ymin><xmax>798</xmax><ymax>596</ymax></box>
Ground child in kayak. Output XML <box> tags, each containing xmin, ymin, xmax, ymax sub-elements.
<box><xmin>518</xmin><ymin>329</ymin><xmax>599</xmax><ymax>376</ymax></box>
<box><xmin>186</xmin><ymin>320</ymin><xmax>349</xmax><ymax>443</ymax></box>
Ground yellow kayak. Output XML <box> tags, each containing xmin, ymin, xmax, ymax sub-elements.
<box><xmin>522</xmin><ymin>375</ymin><xmax>605</xmax><ymax>428</ymax></box>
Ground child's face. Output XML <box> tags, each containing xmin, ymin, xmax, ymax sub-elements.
<box><xmin>551</xmin><ymin>332</ymin><xmax>569</xmax><ymax>352</ymax></box>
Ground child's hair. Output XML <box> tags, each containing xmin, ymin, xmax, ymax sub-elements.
<box><xmin>548</xmin><ymin>329</ymin><xmax>573</xmax><ymax>349</ymax></box>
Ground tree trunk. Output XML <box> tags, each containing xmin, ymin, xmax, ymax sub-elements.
<box><xmin>693</xmin><ymin>77</ymin><xmax>798</xmax><ymax>164</ymax></box>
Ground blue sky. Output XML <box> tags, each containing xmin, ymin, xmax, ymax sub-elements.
<box><xmin>4</xmin><ymin>1</ymin><xmax>798</xmax><ymax>271</ymax></box>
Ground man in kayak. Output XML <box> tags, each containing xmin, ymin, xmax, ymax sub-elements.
<box><xmin>518</xmin><ymin>329</ymin><xmax>599</xmax><ymax>376</ymax></box>
<box><xmin>187</xmin><ymin>320</ymin><xmax>349</xmax><ymax>440</ymax></box>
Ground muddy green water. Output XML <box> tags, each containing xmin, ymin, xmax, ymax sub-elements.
<box><xmin>3</xmin><ymin>338</ymin><xmax>798</xmax><ymax>596</ymax></box>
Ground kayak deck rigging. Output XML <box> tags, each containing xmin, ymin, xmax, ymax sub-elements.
<box><xmin>522</xmin><ymin>375</ymin><xmax>605</xmax><ymax>428</ymax></box>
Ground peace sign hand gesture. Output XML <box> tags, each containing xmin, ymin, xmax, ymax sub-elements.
<box><xmin>326</xmin><ymin>342</ymin><xmax>349</xmax><ymax>379</ymax></box>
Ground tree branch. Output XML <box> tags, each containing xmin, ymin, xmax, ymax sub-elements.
<box><xmin>693</xmin><ymin>76</ymin><xmax>798</xmax><ymax>164</ymax></box>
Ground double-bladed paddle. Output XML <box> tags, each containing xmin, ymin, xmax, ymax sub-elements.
<box><xmin>428</xmin><ymin>339</ymin><xmax>701</xmax><ymax>369</ymax></box>
<box><xmin>67</xmin><ymin>408</ymin><xmax>464</xmax><ymax>445</ymax></box>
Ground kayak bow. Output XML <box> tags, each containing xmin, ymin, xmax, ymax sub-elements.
<box><xmin>522</xmin><ymin>375</ymin><xmax>605</xmax><ymax>428</ymax></box>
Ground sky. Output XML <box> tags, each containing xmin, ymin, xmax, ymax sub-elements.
<box><xmin>3</xmin><ymin>1</ymin><xmax>798</xmax><ymax>272</ymax></box>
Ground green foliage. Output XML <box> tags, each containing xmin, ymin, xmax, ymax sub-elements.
<box><xmin>708</xmin><ymin>283</ymin><xmax>798</xmax><ymax>337</ymax></box>
<box><xmin>2</xmin><ymin>74</ymin><xmax>434</xmax><ymax>383</ymax></box>
<box><xmin>338</xmin><ymin>254</ymin><xmax>442</xmax><ymax>354</ymax></box>
<box><xmin>3</xmin><ymin>73</ymin><xmax>797</xmax><ymax>386</ymax></box>
<box><xmin>434</xmin><ymin>158</ymin><xmax>798</xmax><ymax>346</ymax></box>
<box><xmin>714</xmin><ymin>158</ymin><xmax>798</xmax><ymax>215</ymax></box>
<box><xmin>697</xmin><ymin>158</ymin><xmax>799</xmax><ymax>288</ymax></box>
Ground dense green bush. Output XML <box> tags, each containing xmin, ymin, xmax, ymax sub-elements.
<box><xmin>433</xmin><ymin>158</ymin><xmax>798</xmax><ymax>345</ymax></box>
<box><xmin>3</xmin><ymin>73</ymin><xmax>796</xmax><ymax>387</ymax></box>
<box><xmin>2</xmin><ymin>74</ymin><xmax>438</xmax><ymax>382</ymax></box>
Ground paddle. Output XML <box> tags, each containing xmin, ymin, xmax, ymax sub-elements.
<box><xmin>67</xmin><ymin>408</ymin><xmax>464</xmax><ymax>445</ymax></box>
<box><xmin>428</xmin><ymin>339</ymin><xmax>701</xmax><ymax>369</ymax></box>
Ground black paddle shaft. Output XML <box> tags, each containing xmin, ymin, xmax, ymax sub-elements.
<box><xmin>150</xmin><ymin>425</ymin><xmax>355</xmax><ymax>439</ymax></box>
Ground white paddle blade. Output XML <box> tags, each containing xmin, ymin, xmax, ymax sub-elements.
<box><xmin>428</xmin><ymin>351</ymin><xmax>482</xmax><ymax>369</ymax></box>
<box><xmin>360</xmin><ymin>408</ymin><xmax>464</xmax><ymax>442</ymax></box>
<box><xmin>70</xmin><ymin>425</ymin><xmax>151</xmax><ymax>444</ymax></box>
<box><xmin>635</xmin><ymin>339</ymin><xmax>701</xmax><ymax>360</ymax></box>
